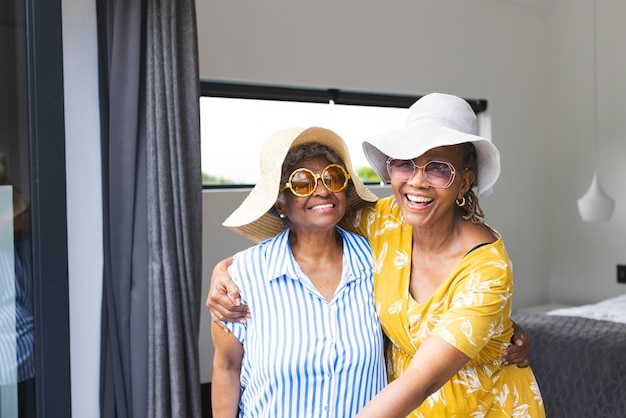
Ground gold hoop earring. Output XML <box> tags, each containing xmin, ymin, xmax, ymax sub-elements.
<box><xmin>456</xmin><ymin>197</ymin><xmax>466</xmax><ymax>207</ymax></box>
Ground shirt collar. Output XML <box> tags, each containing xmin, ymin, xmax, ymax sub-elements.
<box><xmin>264</xmin><ymin>227</ymin><xmax>365</xmax><ymax>285</ymax></box>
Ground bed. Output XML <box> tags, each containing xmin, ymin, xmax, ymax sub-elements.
<box><xmin>511</xmin><ymin>294</ymin><xmax>626</xmax><ymax>418</ymax></box>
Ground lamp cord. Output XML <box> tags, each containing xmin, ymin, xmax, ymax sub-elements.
<box><xmin>592</xmin><ymin>0</ymin><xmax>599</xmax><ymax>172</ymax></box>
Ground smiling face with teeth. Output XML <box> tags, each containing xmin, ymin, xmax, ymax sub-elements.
<box><xmin>391</xmin><ymin>144</ymin><xmax>475</xmax><ymax>228</ymax></box>
<box><xmin>274</xmin><ymin>155</ymin><xmax>348</xmax><ymax>237</ymax></box>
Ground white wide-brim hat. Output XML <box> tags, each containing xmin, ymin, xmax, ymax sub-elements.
<box><xmin>362</xmin><ymin>92</ymin><xmax>501</xmax><ymax>197</ymax></box>
<box><xmin>223</xmin><ymin>126</ymin><xmax>378</xmax><ymax>243</ymax></box>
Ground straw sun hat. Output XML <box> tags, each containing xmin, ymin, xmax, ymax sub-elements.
<box><xmin>363</xmin><ymin>92</ymin><xmax>501</xmax><ymax>197</ymax></box>
<box><xmin>223</xmin><ymin>127</ymin><xmax>378</xmax><ymax>243</ymax></box>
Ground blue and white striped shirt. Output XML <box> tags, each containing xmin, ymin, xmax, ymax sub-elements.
<box><xmin>0</xmin><ymin>235</ymin><xmax>35</xmax><ymax>385</ymax></box>
<box><xmin>225</xmin><ymin>227</ymin><xmax>386</xmax><ymax>418</ymax></box>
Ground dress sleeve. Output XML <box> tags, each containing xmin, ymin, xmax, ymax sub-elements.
<box><xmin>430</xmin><ymin>253</ymin><xmax>513</xmax><ymax>359</ymax></box>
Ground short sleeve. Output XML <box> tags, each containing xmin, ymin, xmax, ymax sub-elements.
<box><xmin>221</xmin><ymin>258</ymin><xmax>248</xmax><ymax>344</ymax></box>
<box><xmin>223</xmin><ymin>320</ymin><xmax>246</xmax><ymax>344</ymax></box>
<box><xmin>430</xmin><ymin>259</ymin><xmax>512</xmax><ymax>359</ymax></box>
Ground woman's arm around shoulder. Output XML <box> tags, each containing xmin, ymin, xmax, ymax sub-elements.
<box><xmin>206</xmin><ymin>256</ymin><xmax>250</xmax><ymax>328</ymax></box>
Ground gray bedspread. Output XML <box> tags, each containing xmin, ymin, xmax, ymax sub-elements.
<box><xmin>511</xmin><ymin>312</ymin><xmax>626</xmax><ymax>418</ymax></box>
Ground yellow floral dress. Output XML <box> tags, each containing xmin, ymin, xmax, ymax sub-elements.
<box><xmin>343</xmin><ymin>197</ymin><xmax>545</xmax><ymax>417</ymax></box>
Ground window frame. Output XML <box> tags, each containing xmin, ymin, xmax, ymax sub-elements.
<box><xmin>200</xmin><ymin>81</ymin><xmax>488</xmax><ymax>189</ymax></box>
<box><xmin>201</xmin><ymin>81</ymin><xmax>488</xmax><ymax>111</ymax></box>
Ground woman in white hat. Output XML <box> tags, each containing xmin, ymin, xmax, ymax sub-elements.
<box><xmin>348</xmin><ymin>93</ymin><xmax>545</xmax><ymax>417</ymax></box>
<box><xmin>208</xmin><ymin>94</ymin><xmax>541</xmax><ymax>417</ymax></box>
<box><xmin>211</xmin><ymin>127</ymin><xmax>387</xmax><ymax>417</ymax></box>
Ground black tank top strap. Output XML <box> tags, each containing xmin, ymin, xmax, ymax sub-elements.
<box><xmin>465</xmin><ymin>242</ymin><xmax>489</xmax><ymax>257</ymax></box>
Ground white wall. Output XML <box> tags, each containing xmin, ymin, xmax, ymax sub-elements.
<box><xmin>547</xmin><ymin>0</ymin><xmax>626</xmax><ymax>304</ymax></box>
<box><xmin>62</xmin><ymin>0</ymin><xmax>102</xmax><ymax>417</ymax></box>
<box><xmin>197</xmin><ymin>0</ymin><xmax>626</xmax><ymax>383</ymax></box>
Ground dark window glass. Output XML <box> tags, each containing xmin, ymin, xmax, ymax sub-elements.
<box><xmin>0</xmin><ymin>0</ymin><xmax>36</xmax><ymax>416</ymax></box>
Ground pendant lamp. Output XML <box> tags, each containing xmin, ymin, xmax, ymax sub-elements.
<box><xmin>578</xmin><ymin>173</ymin><xmax>614</xmax><ymax>222</ymax></box>
<box><xmin>577</xmin><ymin>0</ymin><xmax>614</xmax><ymax>222</ymax></box>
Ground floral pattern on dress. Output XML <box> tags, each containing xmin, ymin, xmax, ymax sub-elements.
<box><xmin>342</xmin><ymin>197</ymin><xmax>546</xmax><ymax>417</ymax></box>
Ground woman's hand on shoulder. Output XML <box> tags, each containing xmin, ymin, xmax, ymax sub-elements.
<box><xmin>206</xmin><ymin>256</ymin><xmax>250</xmax><ymax>331</ymax></box>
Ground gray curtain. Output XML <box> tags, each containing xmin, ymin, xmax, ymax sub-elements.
<box><xmin>97</xmin><ymin>0</ymin><xmax>202</xmax><ymax>417</ymax></box>
<box><xmin>145</xmin><ymin>0</ymin><xmax>202</xmax><ymax>417</ymax></box>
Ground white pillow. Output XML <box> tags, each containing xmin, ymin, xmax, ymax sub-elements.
<box><xmin>547</xmin><ymin>293</ymin><xmax>626</xmax><ymax>324</ymax></box>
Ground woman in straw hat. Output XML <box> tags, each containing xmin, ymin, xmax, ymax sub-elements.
<box><xmin>211</xmin><ymin>127</ymin><xmax>387</xmax><ymax>417</ymax></box>
<box><xmin>208</xmin><ymin>94</ymin><xmax>542</xmax><ymax>417</ymax></box>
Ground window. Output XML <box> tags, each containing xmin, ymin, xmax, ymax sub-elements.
<box><xmin>200</xmin><ymin>82</ymin><xmax>487</xmax><ymax>187</ymax></box>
